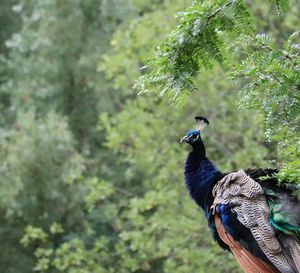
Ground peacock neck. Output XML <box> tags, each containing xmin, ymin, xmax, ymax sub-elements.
<box><xmin>184</xmin><ymin>141</ymin><xmax>222</xmax><ymax>216</ymax></box>
<box><xmin>185</xmin><ymin>141</ymin><xmax>206</xmax><ymax>172</ymax></box>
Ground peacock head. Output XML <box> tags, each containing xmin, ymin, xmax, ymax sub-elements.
<box><xmin>180</xmin><ymin>116</ymin><xmax>209</xmax><ymax>145</ymax></box>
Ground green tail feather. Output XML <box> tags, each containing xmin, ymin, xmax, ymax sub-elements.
<box><xmin>268</xmin><ymin>199</ymin><xmax>300</xmax><ymax>237</ymax></box>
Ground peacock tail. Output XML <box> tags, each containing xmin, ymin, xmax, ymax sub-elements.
<box><xmin>266</xmin><ymin>192</ymin><xmax>300</xmax><ymax>238</ymax></box>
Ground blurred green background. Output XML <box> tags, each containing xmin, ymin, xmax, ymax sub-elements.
<box><xmin>0</xmin><ymin>1</ymin><xmax>298</xmax><ymax>272</ymax></box>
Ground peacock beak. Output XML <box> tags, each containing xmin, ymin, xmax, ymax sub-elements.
<box><xmin>180</xmin><ymin>135</ymin><xmax>189</xmax><ymax>143</ymax></box>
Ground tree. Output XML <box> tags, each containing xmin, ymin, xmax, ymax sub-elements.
<box><xmin>135</xmin><ymin>0</ymin><xmax>300</xmax><ymax>182</ymax></box>
<box><xmin>0</xmin><ymin>0</ymin><xmax>138</xmax><ymax>272</ymax></box>
<box><xmin>1</xmin><ymin>0</ymin><xmax>298</xmax><ymax>272</ymax></box>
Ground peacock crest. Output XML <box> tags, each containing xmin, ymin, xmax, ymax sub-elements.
<box><xmin>195</xmin><ymin>116</ymin><xmax>209</xmax><ymax>131</ymax></box>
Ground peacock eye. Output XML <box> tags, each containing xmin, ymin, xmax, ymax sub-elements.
<box><xmin>192</xmin><ymin>134</ymin><xmax>199</xmax><ymax>140</ymax></box>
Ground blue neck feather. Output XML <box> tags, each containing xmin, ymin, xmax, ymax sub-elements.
<box><xmin>184</xmin><ymin>141</ymin><xmax>223</xmax><ymax>219</ymax></box>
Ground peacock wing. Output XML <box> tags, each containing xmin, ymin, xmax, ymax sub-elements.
<box><xmin>212</xmin><ymin>170</ymin><xmax>300</xmax><ymax>273</ymax></box>
<box><xmin>245</xmin><ymin>168</ymin><xmax>300</xmax><ymax>237</ymax></box>
<box><xmin>214</xmin><ymin>215</ymin><xmax>279</xmax><ymax>273</ymax></box>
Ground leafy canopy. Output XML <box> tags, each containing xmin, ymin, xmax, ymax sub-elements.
<box><xmin>136</xmin><ymin>0</ymin><xmax>299</xmax><ymax>181</ymax></box>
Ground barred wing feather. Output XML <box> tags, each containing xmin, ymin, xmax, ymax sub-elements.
<box><xmin>212</xmin><ymin>170</ymin><xmax>300</xmax><ymax>273</ymax></box>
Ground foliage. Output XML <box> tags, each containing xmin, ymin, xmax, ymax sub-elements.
<box><xmin>136</xmin><ymin>0</ymin><xmax>300</xmax><ymax>180</ymax></box>
<box><xmin>134</xmin><ymin>0</ymin><xmax>255</xmax><ymax>101</ymax></box>
<box><xmin>135</xmin><ymin>0</ymin><xmax>289</xmax><ymax>100</ymax></box>
<box><xmin>231</xmin><ymin>33</ymin><xmax>300</xmax><ymax>131</ymax></box>
<box><xmin>230</xmin><ymin>32</ymin><xmax>300</xmax><ymax>180</ymax></box>
<box><xmin>0</xmin><ymin>0</ymin><xmax>298</xmax><ymax>273</ymax></box>
<box><xmin>0</xmin><ymin>0</ymin><xmax>20</xmax><ymax>55</ymax></box>
<box><xmin>100</xmin><ymin>1</ymin><xmax>190</xmax><ymax>91</ymax></box>
<box><xmin>0</xmin><ymin>0</ymin><xmax>137</xmax><ymax>272</ymax></box>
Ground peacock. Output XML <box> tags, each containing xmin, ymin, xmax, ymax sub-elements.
<box><xmin>181</xmin><ymin>116</ymin><xmax>300</xmax><ymax>273</ymax></box>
